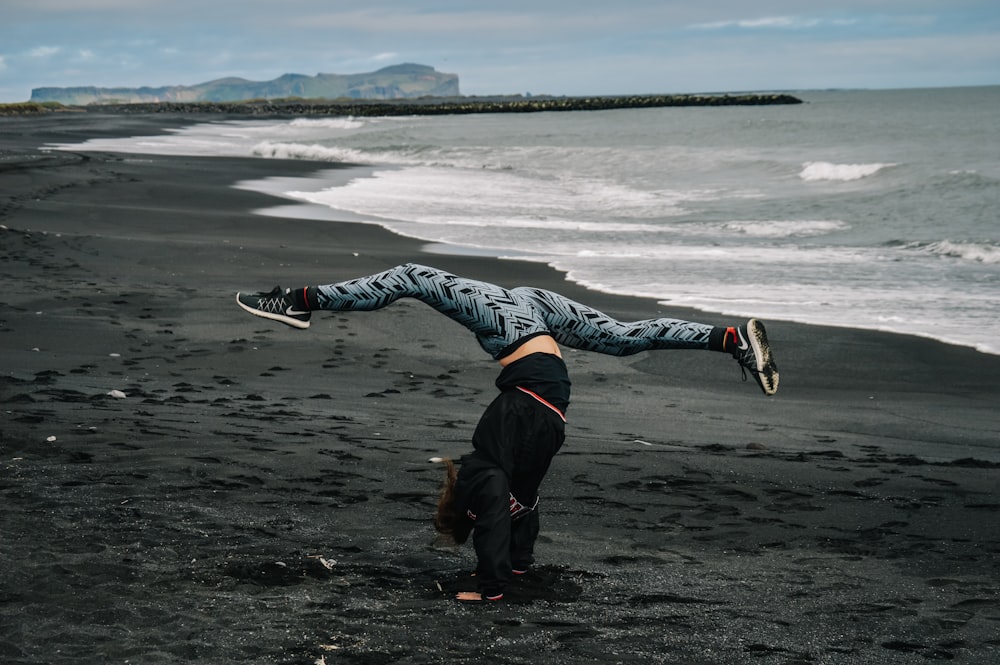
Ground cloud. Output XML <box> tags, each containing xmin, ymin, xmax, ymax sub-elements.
<box><xmin>688</xmin><ymin>15</ymin><xmax>856</xmax><ymax>31</ymax></box>
<box><xmin>29</xmin><ymin>45</ymin><xmax>62</xmax><ymax>58</ymax></box>
<box><xmin>280</xmin><ymin>7</ymin><xmax>622</xmax><ymax>41</ymax></box>
<box><xmin>284</xmin><ymin>7</ymin><xmax>529</xmax><ymax>33</ymax></box>
<box><xmin>0</xmin><ymin>55</ymin><xmax>6</xmax><ymax>71</ymax></box>
<box><xmin>5</xmin><ymin>0</ymin><xmax>159</xmax><ymax>13</ymax></box>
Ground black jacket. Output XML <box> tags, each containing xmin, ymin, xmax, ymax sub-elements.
<box><xmin>453</xmin><ymin>353</ymin><xmax>570</xmax><ymax>598</ymax></box>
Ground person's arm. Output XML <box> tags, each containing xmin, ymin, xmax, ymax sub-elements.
<box><xmin>508</xmin><ymin>406</ymin><xmax>565</xmax><ymax>508</ymax></box>
<box><xmin>466</xmin><ymin>470</ymin><xmax>511</xmax><ymax>601</ymax></box>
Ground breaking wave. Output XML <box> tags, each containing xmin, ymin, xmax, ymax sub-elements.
<box><xmin>901</xmin><ymin>240</ymin><xmax>1000</xmax><ymax>264</ymax></box>
<box><xmin>722</xmin><ymin>220</ymin><xmax>850</xmax><ymax>238</ymax></box>
<box><xmin>800</xmin><ymin>161</ymin><xmax>896</xmax><ymax>182</ymax></box>
<box><xmin>251</xmin><ymin>141</ymin><xmax>368</xmax><ymax>163</ymax></box>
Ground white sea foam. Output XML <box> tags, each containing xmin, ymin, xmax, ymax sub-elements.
<box><xmin>904</xmin><ymin>240</ymin><xmax>1000</xmax><ymax>264</ymax></box>
<box><xmin>46</xmin><ymin>119</ymin><xmax>373</xmax><ymax>158</ymax></box>
<box><xmin>284</xmin><ymin>165</ymin><xmax>698</xmax><ymax>226</ymax></box>
<box><xmin>722</xmin><ymin>220</ymin><xmax>850</xmax><ymax>238</ymax></box>
<box><xmin>252</xmin><ymin>140</ymin><xmax>369</xmax><ymax>163</ymax></box>
<box><xmin>287</xmin><ymin>117</ymin><xmax>365</xmax><ymax>130</ymax></box>
<box><xmin>799</xmin><ymin>161</ymin><xmax>895</xmax><ymax>181</ymax></box>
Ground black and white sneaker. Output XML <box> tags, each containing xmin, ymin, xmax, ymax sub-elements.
<box><xmin>730</xmin><ymin>319</ymin><xmax>779</xmax><ymax>395</ymax></box>
<box><xmin>236</xmin><ymin>286</ymin><xmax>311</xmax><ymax>329</ymax></box>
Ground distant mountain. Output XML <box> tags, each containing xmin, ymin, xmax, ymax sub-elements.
<box><xmin>30</xmin><ymin>63</ymin><xmax>459</xmax><ymax>105</ymax></box>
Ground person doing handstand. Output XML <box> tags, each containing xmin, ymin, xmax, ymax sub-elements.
<box><xmin>237</xmin><ymin>263</ymin><xmax>778</xmax><ymax>601</ymax></box>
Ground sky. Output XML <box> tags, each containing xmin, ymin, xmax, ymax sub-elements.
<box><xmin>2</xmin><ymin>1</ymin><xmax>998</xmax><ymax>103</ymax></box>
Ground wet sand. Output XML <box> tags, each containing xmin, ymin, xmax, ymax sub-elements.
<box><xmin>2</xmin><ymin>113</ymin><xmax>999</xmax><ymax>664</ymax></box>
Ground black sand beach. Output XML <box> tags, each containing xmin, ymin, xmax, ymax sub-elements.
<box><xmin>2</xmin><ymin>112</ymin><xmax>999</xmax><ymax>664</ymax></box>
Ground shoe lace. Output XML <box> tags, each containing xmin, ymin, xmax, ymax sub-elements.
<box><xmin>734</xmin><ymin>347</ymin><xmax>755</xmax><ymax>374</ymax></box>
<box><xmin>257</xmin><ymin>294</ymin><xmax>287</xmax><ymax>314</ymax></box>
<box><xmin>734</xmin><ymin>347</ymin><xmax>768</xmax><ymax>385</ymax></box>
<box><xmin>739</xmin><ymin>362</ymin><xmax>765</xmax><ymax>384</ymax></box>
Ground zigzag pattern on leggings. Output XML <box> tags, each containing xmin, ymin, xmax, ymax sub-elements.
<box><xmin>315</xmin><ymin>263</ymin><xmax>713</xmax><ymax>359</ymax></box>
<box><xmin>514</xmin><ymin>287</ymin><xmax>712</xmax><ymax>356</ymax></box>
<box><xmin>316</xmin><ymin>264</ymin><xmax>550</xmax><ymax>358</ymax></box>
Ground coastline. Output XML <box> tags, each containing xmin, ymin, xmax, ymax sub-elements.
<box><xmin>27</xmin><ymin>96</ymin><xmax>1000</xmax><ymax>358</ymax></box>
<box><xmin>2</xmin><ymin>113</ymin><xmax>998</xmax><ymax>664</ymax></box>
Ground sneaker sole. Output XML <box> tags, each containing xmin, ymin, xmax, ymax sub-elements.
<box><xmin>747</xmin><ymin>319</ymin><xmax>779</xmax><ymax>396</ymax></box>
<box><xmin>236</xmin><ymin>293</ymin><xmax>311</xmax><ymax>329</ymax></box>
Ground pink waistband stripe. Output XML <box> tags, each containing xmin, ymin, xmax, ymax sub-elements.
<box><xmin>515</xmin><ymin>386</ymin><xmax>567</xmax><ymax>422</ymax></box>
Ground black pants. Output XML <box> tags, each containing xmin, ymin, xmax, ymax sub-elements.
<box><xmin>457</xmin><ymin>388</ymin><xmax>566</xmax><ymax>598</ymax></box>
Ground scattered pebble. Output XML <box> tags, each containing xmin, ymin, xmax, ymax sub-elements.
<box><xmin>46</xmin><ymin>435</ymin><xmax>57</xmax><ymax>442</ymax></box>
<box><xmin>107</xmin><ymin>389</ymin><xmax>127</xmax><ymax>399</ymax></box>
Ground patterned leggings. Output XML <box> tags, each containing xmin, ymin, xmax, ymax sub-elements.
<box><xmin>315</xmin><ymin>263</ymin><xmax>713</xmax><ymax>359</ymax></box>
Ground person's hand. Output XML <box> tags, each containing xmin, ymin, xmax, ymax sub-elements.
<box><xmin>455</xmin><ymin>591</ymin><xmax>483</xmax><ymax>602</ymax></box>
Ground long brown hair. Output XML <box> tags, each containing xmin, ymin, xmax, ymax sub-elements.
<box><xmin>433</xmin><ymin>458</ymin><xmax>470</xmax><ymax>544</ymax></box>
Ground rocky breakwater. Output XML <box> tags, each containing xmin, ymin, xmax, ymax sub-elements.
<box><xmin>90</xmin><ymin>93</ymin><xmax>803</xmax><ymax>117</ymax></box>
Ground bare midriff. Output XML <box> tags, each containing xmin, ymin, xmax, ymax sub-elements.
<box><xmin>498</xmin><ymin>334</ymin><xmax>562</xmax><ymax>366</ymax></box>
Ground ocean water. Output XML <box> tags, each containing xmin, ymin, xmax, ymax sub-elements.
<box><xmin>50</xmin><ymin>87</ymin><xmax>1000</xmax><ymax>354</ymax></box>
